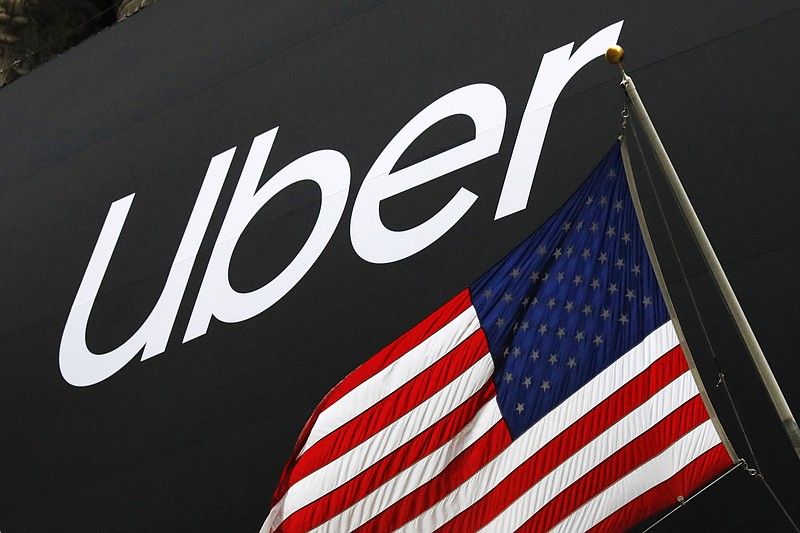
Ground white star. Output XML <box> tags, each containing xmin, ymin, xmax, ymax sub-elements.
<box><xmin>515</xmin><ymin>403</ymin><xmax>525</xmax><ymax>414</ymax></box>
<box><xmin>575</xmin><ymin>331</ymin><xmax>585</xmax><ymax>341</ymax></box>
<box><xmin>556</xmin><ymin>327</ymin><xmax>566</xmax><ymax>338</ymax></box>
<box><xmin>599</xmin><ymin>195</ymin><xmax>608</xmax><ymax>206</ymax></box>
<box><xmin>590</xmin><ymin>278</ymin><xmax>600</xmax><ymax>289</ymax></box>
<box><xmin>582</xmin><ymin>248</ymin><xmax>591</xmax><ymax>260</ymax></box>
<box><xmin>510</xmin><ymin>268</ymin><xmax>521</xmax><ymax>279</ymax></box>
<box><xmin>555</xmin><ymin>272</ymin><xmax>565</xmax><ymax>283</ymax></box>
<box><xmin>572</xmin><ymin>275</ymin><xmax>582</xmax><ymax>286</ymax></box>
<box><xmin>606</xmin><ymin>226</ymin><xmax>616</xmax><ymax>237</ymax></box>
<box><xmin>567</xmin><ymin>357</ymin><xmax>577</xmax><ymax>368</ymax></box>
<box><xmin>613</xmin><ymin>200</ymin><xmax>623</xmax><ymax>212</ymax></box>
<box><xmin>538</xmin><ymin>323</ymin><xmax>548</xmax><ymax>335</ymax></box>
<box><xmin>502</xmin><ymin>293</ymin><xmax>513</xmax><ymax>303</ymax></box>
<box><xmin>626</xmin><ymin>289</ymin><xmax>636</xmax><ymax>301</ymax></box>
<box><xmin>537</xmin><ymin>246</ymin><xmax>548</xmax><ymax>256</ymax></box>
<box><xmin>643</xmin><ymin>296</ymin><xmax>653</xmax><ymax>307</ymax></box>
<box><xmin>598</xmin><ymin>252</ymin><xmax>608</xmax><ymax>264</ymax></box>
<box><xmin>553</xmin><ymin>248</ymin><xmax>562</xmax><ymax>259</ymax></box>
<box><xmin>590</xmin><ymin>222</ymin><xmax>599</xmax><ymax>232</ymax></box>
<box><xmin>622</xmin><ymin>232</ymin><xmax>632</xmax><ymax>244</ymax></box>
<box><xmin>601</xmin><ymin>308</ymin><xmax>611</xmax><ymax>319</ymax></box>
<box><xmin>631</xmin><ymin>264</ymin><xmax>641</xmax><ymax>275</ymax></box>
<box><xmin>593</xmin><ymin>335</ymin><xmax>604</xmax><ymax>346</ymax></box>
<box><xmin>585</xmin><ymin>196</ymin><xmax>594</xmax><ymax>206</ymax></box>
<box><xmin>482</xmin><ymin>289</ymin><xmax>493</xmax><ymax>299</ymax></box>
<box><xmin>546</xmin><ymin>298</ymin><xmax>556</xmax><ymax>308</ymax></box>
<box><xmin>565</xmin><ymin>246</ymin><xmax>575</xmax><ymax>257</ymax></box>
<box><xmin>607</xmin><ymin>168</ymin><xmax>617</xmax><ymax>178</ymax></box>
<box><xmin>504</xmin><ymin>372</ymin><xmax>513</xmax><ymax>383</ymax></box>
<box><xmin>540</xmin><ymin>380</ymin><xmax>551</xmax><ymax>391</ymax></box>
<box><xmin>619</xmin><ymin>313</ymin><xmax>629</xmax><ymax>325</ymax></box>
<box><xmin>530</xmin><ymin>350</ymin><xmax>540</xmax><ymax>360</ymax></box>
<box><xmin>522</xmin><ymin>297</ymin><xmax>530</xmax><ymax>307</ymax></box>
<box><xmin>563</xmin><ymin>301</ymin><xmax>574</xmax><ymax>312</ymax></box>
<box><xmin>495</xmin><ymin>317</ymin><xmax>506</xmax><ymax>327</ymax></box>
<box><xmin>608</xmin><ymin>283</ymin><xmax>618</xmax><ymax>294</ymax></box>
<box><xmin>511</xmin><ymin>346</ymin><xmax>521</xmax><ymax>357</ymax></box>
<box><xmin>520</xmin><ymin>321</ymin><xmax>530</xmax><ymax>331</ymax></box>
<box><xmin>548</xmin><ymin>353</ymin><xmax>558</xmax><ymax>365</ymax></box>
<box><xmin>530</xmin><ymin>271</ymin><xmax>540</xmax><ymax>281</ymax></box>
<box><xmin>562</xmin><ymin>221</ymin><xmax>571</xmax><ymax>232</ymax></box>
<box><xmin>582</xmin><ymin>304</ymin><xmax>592</xmax><ymax>316</ymax></box>
<box><xmin>615</xmin><ymin>257</ymin><xmax>625</xmax><ymax>269</ymax></box>
<box><xmin>523</xmin><ymin>376</ymin><xmax>532</xmax><ymax>388</ymax></box>
<box><xmin>575</xmin><ymin>221</ymin><xmax>584</xmax><ymax>231</ymax></box>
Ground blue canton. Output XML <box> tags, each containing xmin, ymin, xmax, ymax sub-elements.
<box><xmin>469</xmin><ymin>144</ymin><xmax>669</xmax><ymax>440</ymax></box>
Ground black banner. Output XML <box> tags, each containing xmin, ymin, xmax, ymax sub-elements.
<box><xmin>1</xmin><ymin>1</ymin><xmax>798</xmax><ymax>531</ymax></box>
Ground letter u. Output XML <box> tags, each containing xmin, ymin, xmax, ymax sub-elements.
<box><xmin>59</xmin><ymin>149</ymin><xmax>235</xmax><ymax>386</ymax></box>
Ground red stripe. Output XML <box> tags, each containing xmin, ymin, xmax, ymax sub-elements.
<box><xmin>272</xmin><ymin>290</ymin><xmax>472</xmax><ymax>505</ymax></box>
<box><xmin>586</xmin><ymin>444</ymin><xmax>732</xmax><ymax>533</ymax></box>
<box><xmin>324</xmin><ymin>289</ymin><xmax>473</xmax><ymax>407</ymax></box>
<box><xmin>354</xmin><ymin>420</ymin><xmax>513</xmax><ymax>533</ymax></box>
<box><xmin>278</xmin><ymin>382</ymin><xmax>497</xmax><ymax>532</ymax></box>
<box><xmin>435</xmin><ymin>346</ymin><xmax>688</xmax><ymax>533</ymax></box>
<box><xmin>516</xmin><ymin>395</ymin><xmax>712</xmax><ymax>532</ymax></box>
<box><xmin>289</xmin><ymin>329</ymin><xmax>489</xmax><ymax>482</ymax></box>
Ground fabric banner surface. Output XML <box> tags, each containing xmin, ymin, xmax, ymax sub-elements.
<box><xmin>262</xmin><ymin>143</ymin><xmax>734</xmax><ymax>532</ymax></box>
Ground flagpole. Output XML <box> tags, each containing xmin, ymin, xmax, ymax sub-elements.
<box><xmin>606</xmin><ymin>45</ymin><xmax>800</xmax><ymax>463</ymax></box>
<box><xmin>619</xmin><ymin>137</ymin><xmax>738</xmax><ymax>463</ymax></box>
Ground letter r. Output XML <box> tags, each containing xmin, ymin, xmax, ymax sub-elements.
<box><xmin>495</xmin><ymin>21</ymin><xmax>624</xmax><ymax>219</ymax></box>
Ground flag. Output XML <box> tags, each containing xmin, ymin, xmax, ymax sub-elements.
<box><xmin>262</xmin><ymin>143</ymin><xmax>734</xmax><ymax>533</ymax></box>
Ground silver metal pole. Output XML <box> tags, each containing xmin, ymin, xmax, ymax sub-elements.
<box><xmin>620</xmin><ymin>71</ymin><xmax>800</xmax><ymax>462</ymax></box>
<box><xmin>620</xmin><ymin>136</ymin><xmax>738</xmax><ymax>463</ymax></box>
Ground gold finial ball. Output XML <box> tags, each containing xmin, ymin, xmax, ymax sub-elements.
<box><xmin>605</xmin><ymin>45</ymin><xmax>625</xmax><ymax>64</ymax></box>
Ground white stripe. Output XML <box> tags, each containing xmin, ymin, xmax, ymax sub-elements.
<box><xmin>476</xmin><ymin>371</ymin><xmax>698</xmax><ymax>532</ymax></box>
<box><xmin>334</xmin><ymin>322</ymin><xmax>683</xmax><ymax>533</ymax></box>
<box><xmin>311</xmin><ymin>400</ymin><xmax>504</xmax><ymax>533</ymax></box>
<box><xmin>266</xmin><ymin>354</ymin><xmax>494</xmax><ymax>531</ymax></box>
<box><xmin>300</xmin><ymin>305</ymin><xmax>481</xmax><ymax>455</ymax></box>
<box><xmin>395</xmin><ymin>320</ymin><xmax>680</xmax><ymax>533</ymax></box>
<box><xmin>549</xmin><ymin>420</ymin><xmax>722</xmax><ymax>533</ymax></box>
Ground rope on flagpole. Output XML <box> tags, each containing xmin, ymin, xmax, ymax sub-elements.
<box><xmin>618</xmin><ymin>60</ymin><xmax>800</xmax><ymax>466</ymax></box>
<box><xmin>611</xmin><ymin>45</ymin><xmax>800</xmax><ymax>532</ymax></box>
<box><xmin>627</xmin><ymin>109</ymin><xmax>800</xmax><ymax>533</ymax></box>
<box><xmin>640</xmin><ymin>459</ymin><xmax>745</xmax><ymax>533</ymax></box>
<box><xmin>627</xmin><ymin>106</ymin><xmax>759</xmax><ymax>460</ymax></box>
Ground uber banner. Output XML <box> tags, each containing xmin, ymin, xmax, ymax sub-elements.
<box><xmin>0</xmin><ymin>2</ymin><xmax>797</xmax><ymax>531</ymax></box>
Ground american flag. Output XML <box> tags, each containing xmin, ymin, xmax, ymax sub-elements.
<box><xmin>262</xmin><ymin>144</ymin><xmax>735</xmax><ymax>532</ymax></box>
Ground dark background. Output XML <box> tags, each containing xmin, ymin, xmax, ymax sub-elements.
<box><xmin>1</xmin><ymin>1</ymin><xmax>798</xmax><ymax>531</ymax></box>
